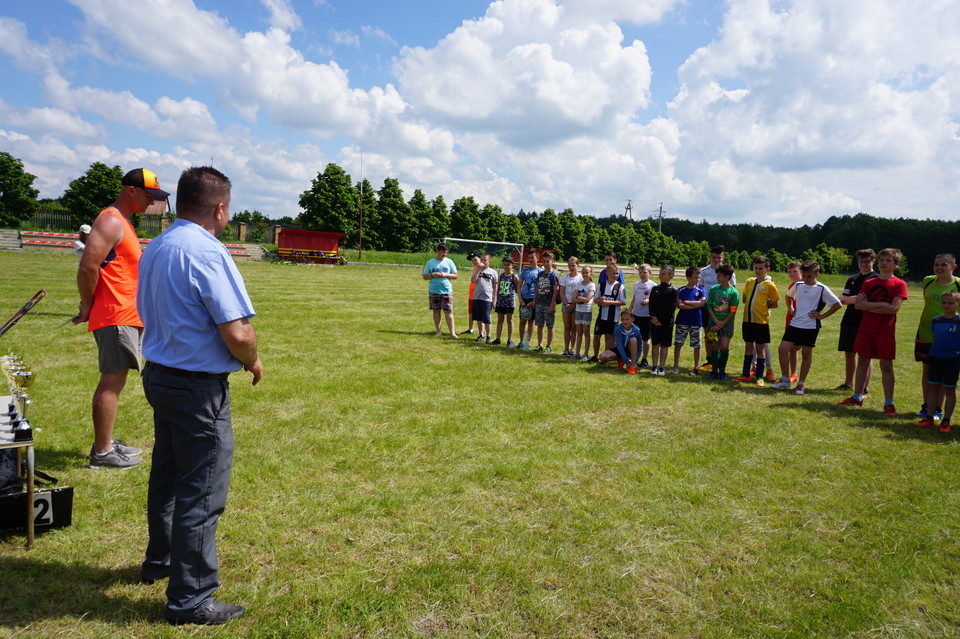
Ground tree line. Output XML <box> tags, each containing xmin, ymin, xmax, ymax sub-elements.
<box><xmin>4</xmin><ymin>152</ymin><xmax>953</xmax><ymax>276</ymax></box>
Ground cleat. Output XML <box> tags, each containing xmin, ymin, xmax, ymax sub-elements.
<box><xmin>706</xmin><ymin>372</ymin><xmax>718</xmax><ymax>380</ymax></box>
<box><xmin>794</xmin><ymin>384</ymin><xmax>805</xmax><ymax>395</ymax></box>
<box><xmin>534</xmin><ymin>345</ymin><xmax>544</xmax><ymax>352</ymax></box>
<box><xmin>581</xmin><ymin>355</ymin><xmax>590</xmax><ymax>362</ymax></box>
<box><xmin>699</xmin><ymin>363</ymin><xmax>713</xmax><ymax>371</ymax></box>
<box><xmin>755</xmin><ymin>378</ymin><xmax>765</xmax><ymax>387</ymax></box>
<box><xmin>718</xmin><ymin>374</ymin><xmax>729</xmax><ymax>381</ymax></box>
<box><xmin>914</xmin><ymin>418</ymin><xmax>935</xmax><ymax>428</ymax></box>
<box><xmin>765</xmin><ymin>369</ymin><xmax>777</xmax><ymax>382</ymax></box>
<box><xmin>688</xmin><ymin>369</ymin><xmax>699</xmax><ymax>376</ymax></box>
<box><xmin>617</xmin><ymin>360</ymin><xmax>625</xmax><ymax>370</ymax></box>
<box><xmin>789</xmin><ymin>375</ymin><xmax>798</xmax><ymax>384</ymax></box>
<box><xmin>491</xmin><ymin>338</ymin><xmax>501</xmax><ymax>345</ymax></box>
<box><xmin>543</xmin><ymin>346</ymin><xmax>552</xmax><ymax>354</ymax></box>
<box><xmin>883</xmin><ymin>405</ymin><xmax>897</xmax><ymax>417</ymax></box>
<box><xmin>588</xmin><ymin>356</ymin><xmax>599</xmax><ymax>363</ymax></box>
<box><xmin>939</xmin><ymin>420</ymin><xmax>952</xmax><ymax>433</ymax></box>
<box><xmin>837</xmin><ymin>397</ymin><xmax>863</xmax><ymax>406</ymax></box>
<box><xmin>671</xmin><ymin>367</ymin><xmax>680</xmax><ymax>375</ymax></box>
<box><xmin>834</xmin><ymin>383</ymin><xmax>853</xmax><ymax>391</ymax></box>
<box><xmin>732</xmin><ymin>376</ymin><xmax>752</xmax><ymax>383</ymax></box>
<box><xmin>627</xmin><ymin>366</ymin><xmax>637</xmax><ymax>375</ymax></box>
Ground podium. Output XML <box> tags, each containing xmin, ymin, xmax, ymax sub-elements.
<box><xmin>0</xmin><ymin>396</ymin><xmax>35</xmax><ymax>548</ymax></box>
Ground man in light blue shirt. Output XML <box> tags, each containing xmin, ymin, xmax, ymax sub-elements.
<box><xmin>422</xmin><ymin>242</ymin><xmax>458</xmax><ymax>337</ymax></box>
<box><xmin>138</xmin><ymin>166</ymin><xmax>262</xmax><ymax>626</ymax></box>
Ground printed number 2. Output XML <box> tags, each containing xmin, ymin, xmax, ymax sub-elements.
<box><xmin>33</xmin><ymin>493</ymin><xmax>52</xmax><ymax>526</ymax></box>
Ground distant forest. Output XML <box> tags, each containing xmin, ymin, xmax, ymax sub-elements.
<box><xmin>652</xmin><ymin>213</ymin><xmax>959</xmax><ymax>280</ymax></box>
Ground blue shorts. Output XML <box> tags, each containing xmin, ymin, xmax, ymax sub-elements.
<box><xmin>471</xmin><ymin>300</ymin><xmax>492</xmax><ymax>324</ymax></box>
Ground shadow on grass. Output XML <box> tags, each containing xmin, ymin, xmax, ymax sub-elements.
<box><xmin>767</xmin><ymin>398</ymin><xmax>957</xmax><ymax>444</ymax></box>
<box><xmin>34</xmin><ymin>446</ymin><xmax>90</xmax><ymax>473</ymax></box>
<box><xmin>0</xmin><ymin>555</ymin><xmax>160</xmax><ymax>625</ymax></box>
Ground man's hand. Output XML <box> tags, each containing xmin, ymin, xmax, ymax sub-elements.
<box><xmin>244</xmin><ymin>357</ymin><xmax>263</xmax><ymax>386</ymax></box>
<box><xmin>73</xmin><ymin>301</ymin><xmax>90</xmax><ymax>323</ymax></box>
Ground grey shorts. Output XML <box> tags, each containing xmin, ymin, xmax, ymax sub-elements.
<box><xmin>534</xmin><ymin>304</ymin><xmax>556</xmax><ymax>328</ymax></box>
<box><xmin>93</xmin><ymin>325</ymin><xmax>143</xmax><ymax>374</ymax></box>
<box><xmin>674</xmin><ymin>324</ymin><xmax>702</xmax><ymax>348</ymax></box>
<box><xmin>575</xmin><ymin>311</ymin><xmax>592</xmax><ymax>326</ymax></box>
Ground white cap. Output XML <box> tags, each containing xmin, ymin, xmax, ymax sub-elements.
<box><xmin>79</xmin><ymin>224</ymin><xmax>92</xmax><ymax>234</ymax></box>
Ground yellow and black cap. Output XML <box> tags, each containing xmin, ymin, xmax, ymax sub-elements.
<box><xmin>121</xmin><ymin>168</ymin><xmax>170</xmax><ymax>199</ymax></box>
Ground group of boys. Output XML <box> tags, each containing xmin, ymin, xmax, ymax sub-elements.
<box><xmin>423</xmin><ymin>243</ymin><xmax>960</xmax><ymax>433</ymax></box>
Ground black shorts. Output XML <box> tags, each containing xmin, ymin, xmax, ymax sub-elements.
<box><xmin>782</xmin><ymin>325</ymin><xmax>820</xmax><ymax>348</ymax></box>
<box><xmin>495</xmin><ymin>306</ymin><xmax>515</xmax><ymax>316</ymax></box>
<box><xmin>837</xmin><ymin>323</ymin><xmax>860</xmax><ymax>352</ymax></box>
<box><xmin>741</xmin><ymin>322</ymin><xmax>771</xmax><ymax>345</ymax></box>
<box><xmin>634</xmin><ymin>316</ymin><xmax>651</xmax><ymax>341</ymax></box>
<box><xmin>594</xmin><ymin>318</ymin><xmax>616</xmax><ymax>336</ymax></box>
<box><xmin>650</xmin><ymin>322</ymin><xmax>673</xmax><ymax>347</ymax></box>
<box><xmin>928</xmin><ymin>356</ymin><xmax>960</xmax><ymax>387</ymax></box>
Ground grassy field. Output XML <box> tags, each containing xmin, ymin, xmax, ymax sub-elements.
<box><xmin>0</xmin><ymin>252</ymin><xmax>958</xmax><ymax>638</ymax></box>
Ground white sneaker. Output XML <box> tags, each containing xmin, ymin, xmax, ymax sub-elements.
<box><xmin>770</xmin><ymin>380</ymin><xmax>792</xmax><ymax>389</ymax></box>
<box><xmin>670</xmin><ymin>367</ymin><xmax>680</xmax><ymax>375</ymax></box>
<box><xmin>507</xmin><ymin>340</ymin><xmax>515</xmax><ymax>349</ymax></box>
<box><xmin>581</xmin><ymin>355</ymin><xmax>590</xmax><ymax>362</ymax></box>
<box><xmin>794</xmin><ymin>384</ymin><xmax>805</xmax><ymax>395</ymax></box>
<box><xmin>657</xmin><ymin>368</ymin><xmax>666</xmax><ymax>376</ymax></box>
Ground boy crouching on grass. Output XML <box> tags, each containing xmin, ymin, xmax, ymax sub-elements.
<box><xmin>914</xmin><ymin>289</ymin><xmax>960</xmax><ymax>433</ymax></box>
<box><xmin>598</xmin><ymin>309</ymin><xmax>641</xmax><ymax>374</ymax></box>
<box><xmin>673</xmin><ymin>266</ymin><xmax>706</xmax><ymax>375</ymax></box>
<box><xmin>770</xmin><ymin>260</ymin><xmax>841</xmax><ymax>395</ymax></box>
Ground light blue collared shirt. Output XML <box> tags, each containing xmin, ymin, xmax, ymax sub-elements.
<box><xmin>138</xmin><ymin>218</ymin><xmax>255</xmax><ymax>373</ymax></box>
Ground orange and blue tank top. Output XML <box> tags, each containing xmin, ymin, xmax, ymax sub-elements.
<box><xmin>88</xmin><ymin>207</ymin><xmax>143</xmax><ymax>331</ymax></box>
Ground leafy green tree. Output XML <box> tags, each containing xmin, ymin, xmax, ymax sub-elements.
<box><xmin>63</xmin><ymin>162</ymin><xmax>123</xmax><ymax>227</ymax></box>
<box><xmin>522</xmin><ymin>216</ymin><xmax>544</xmax><ymax>249</ymax></box>
<box><xmin>583</xmin><ymin>223</ymin><xmax>609</xmax><ymax>262</ymax></box>
<box><xmin>449</xmin><ymin>196</ymin><xmax>484</xmax><ymax>240</ymax></box>
<box><xmin>537</xmin><ymin>208</ymin><xmax>564</xmax><ymax>252</ymax></box>
<box><xmin>482</xmin><ymin>203</ymin><xmax>508</xmax><ymax>242</ymax></box>
<box><xmin>426</xmin><ymin>195</ymin><xmax>450</xmax><ymax>243</ymax></box>
<box><xmin>558</xmin><ymin>208</ymin><xmax>585</xmax><ymax>259</ymax></box>
<box><xmin>408</xmin><ymin>189</ymin><xmax>434</xmax><ymax>251</ymax></box>
<box><xmin>356</xmin><ymin>178</ymin><xmax>380</xmax><ymax>250</ymax></box>
<box><xmin>377</xmin><ymin>178</ymin><xmax>411</xmax><ymax>251</ymax></box>
<box><xmin>504</xmin><ymin>213</ymin><xmax>525</xmax><ymax>246</ymax></box>
<box><xmin>298</xmin><ymin>163</ymin><xmax>358</xmax><ymax>246</ymax></box>
<box><xmin>0</xmin><ymin>152</ymin><xmax>40</xmax><ymax>227</ymax></box>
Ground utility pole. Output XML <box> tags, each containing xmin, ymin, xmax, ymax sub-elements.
<box><xmin>657</xmin><ymin>202</ymin><xmax>664</xmax><ymax>234</ymax></box>
<box><xmin>624</xmin><ymin>199</ymin><xmax>633</xmax><ymax>220</ymax></box>
<box><xmin>358</xmin><ymin>151</ymin><xmax>364</xmax><ymax>260</ymax></box>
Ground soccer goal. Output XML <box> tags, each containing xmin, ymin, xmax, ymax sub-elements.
<box><xmin>435</xmin><ymin>237</ymin><xmax>525</xmax><ymax>267</ymax></box>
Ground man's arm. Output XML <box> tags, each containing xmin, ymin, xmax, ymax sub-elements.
<box><xmin>75</xmin><ymin>212</ymin><xmax>123</xmax><ymax>322</ymax></box>
<box><xmin>217</xmin><ymin>317</ymin><xmax>263</xmax><ymax>385</ymax></box>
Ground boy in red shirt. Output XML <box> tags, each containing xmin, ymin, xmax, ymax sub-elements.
<box><xmin>838</xmin><ymin>248</ymin><xmax>909</xmax><ymax>416</ymax></box>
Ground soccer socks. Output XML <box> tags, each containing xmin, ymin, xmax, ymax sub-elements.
<box><xmin>741</xmin><ymin>354</ymin><xmax>753</xmax><ymax>378</ymax></box>
<box><xmin>755</xmin><ymin>358</ymin><xmax>766</xmax><ymax>381</ymax></box>
<box><xmin>718</xmin><ymin>350</ymin><xmax>729</xmax><ymax>374</ymax></box>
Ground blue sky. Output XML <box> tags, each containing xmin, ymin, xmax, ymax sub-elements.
<box><xmin>1</xmin><ymin>0</ymin><xmax>957</xmax><ymax>228</ymax></box>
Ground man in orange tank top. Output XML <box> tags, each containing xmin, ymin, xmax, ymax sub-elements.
<box><xmin>75</xmin><ymin>168</ymin><xmax>170</xmax><ymax>469</ymax></box>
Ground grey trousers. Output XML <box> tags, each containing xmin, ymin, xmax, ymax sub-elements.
<box><xmin>141</xmin><ymin>364</ymin><xmax>234</xmax><ymax>613</ymax></box>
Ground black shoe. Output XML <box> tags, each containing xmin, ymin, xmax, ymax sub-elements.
<box><xmin>140</xmin><ymin>564</ymin><xmax>171</xmax><ymax>584</ymax></box>
<box><xmin>490</xmin><ymin>339</ymin><xmax>501</xmax><ymax>345</ymax></box>
<box><xmin>164</xmin><ymin>599</ymin><xmax>245</xmax><ymax>625</ymax></box>
<box><xmin>588</xmin><ymin>356</ymin><xmax>599</xmax><ymax>363</ymax></box>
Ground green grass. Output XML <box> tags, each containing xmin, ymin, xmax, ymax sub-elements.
<box><xmin>1</xmin><ymin>253</ymin><xmax>959</xmax><ymax>638</ymax></box>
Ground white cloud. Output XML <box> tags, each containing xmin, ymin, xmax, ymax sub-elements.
<box><xmin>262</xmin><ymin>0</ymin><xmax>302</xmax><ymax>32</ymax></box>
<box><xmin>361</xmin><ymin>26</ymin><xmax>397</xmax><ymax>46</ymax></box>
<box><xmin>0</xmin><ymin>99</ymin><xmax>104</xmax><ymax>140</ymax></box>
<box><xmin>329</xmin><ymin>29</ymin><xmax>359</xmax><ymax>46</ymax></box>
<box><xmin>667</xmin><ymin>0</ymin><xmax>960</xmax><ymax>221</ymax></box>
<box><xmin>394</xmin><ymin>0</ymin><xmax>653</xmax><ymax>146</ymax></box>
